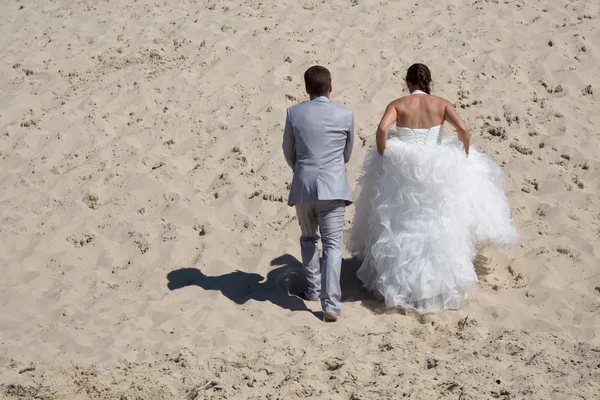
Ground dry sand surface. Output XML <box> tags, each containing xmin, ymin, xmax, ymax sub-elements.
<box><xmin>1</xmin><ymin>0</ymin><xmax>600</xmax><ymax>398</ymax></box>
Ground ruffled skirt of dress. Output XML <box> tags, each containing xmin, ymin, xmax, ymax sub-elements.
<box><xmin>345</xmin><ymin>137</ymin><xmax>519</xmax><ymax>314</ymax></box>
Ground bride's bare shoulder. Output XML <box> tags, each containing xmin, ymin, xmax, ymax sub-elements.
<box><xmin>429</xmin><ymin>94</ymin><xmax>453</xmax><ymax>104</ymax></box>
<box><xmin>394</xmin><ymin>94</ymin><xmax>448</xmax><ymax>101</ymax></box>
<box><xmin>390</xmin><ymin>95</ymin><xmax>452</xmax><ymax>108</ymax></box>
<box><xmin>391</xmin><ymin>95</ymin><xmax>411</xmax><ymax>104</ymax></box>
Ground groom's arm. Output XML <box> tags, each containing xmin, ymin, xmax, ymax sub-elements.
<box><xmin>282</xmin><ymin>109</ymin><xmax>296</xmax><ymax>169</ymax></box>
<box><xmin>343</xmin><ymin>111</ymin><xmax>354</xmax><ymax>164</ymax></box>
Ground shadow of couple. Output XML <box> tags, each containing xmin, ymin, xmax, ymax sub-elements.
<box><xmin>166</xmin><ymin>254</ymin><xmax>374</xmax><ymax>319</ymax></box>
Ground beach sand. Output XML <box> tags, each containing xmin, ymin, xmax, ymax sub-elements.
<box><xmin>1</xmin><ymin>0</ymin><xmax>599</xmax><ymax>398</ymax></box>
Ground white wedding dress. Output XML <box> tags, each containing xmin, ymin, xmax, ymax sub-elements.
<box><xmin>346</xmin><ymin>113</ymin><xmax>519</xmax><ymax>313</ymax></box>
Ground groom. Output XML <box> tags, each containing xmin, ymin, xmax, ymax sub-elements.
<box><xmin>282</xmin><ymin>65</ymin><xmax>354</xmax><ymax>322</ymax></box>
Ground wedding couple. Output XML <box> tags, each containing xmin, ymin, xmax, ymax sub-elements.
<box><xmin>282</xmin><ymin>64</ymin><xmax>518</xmax><ymax>322</ymax></box>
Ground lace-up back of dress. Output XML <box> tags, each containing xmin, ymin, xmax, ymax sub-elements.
<box><xmin>394</xmin><ymin>125</ymin><xmax>443</xmax><ymax>147</ymax></box>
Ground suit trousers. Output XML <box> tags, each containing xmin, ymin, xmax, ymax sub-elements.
<box><xmin>295</xmin><ymin>200</ymin><xmax>345</xmax><ymax>315</ymax></box>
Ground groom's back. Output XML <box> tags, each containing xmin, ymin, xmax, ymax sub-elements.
<box><xmin>283</xmin><ymin>97</ymin><xmax>354</xmax><ymax>206</ymax></box>
<box><xmin>289</xmin><ymin>99</ymin><xmax>352</xmax><ymax>160</ymax></box>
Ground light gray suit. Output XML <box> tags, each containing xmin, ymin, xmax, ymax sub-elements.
<box><xmin>282</xmin><ymin>96</ymin><xmax>354</xmax><ymax>315</ymax></box>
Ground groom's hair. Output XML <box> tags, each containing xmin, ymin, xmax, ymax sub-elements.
<box><xmin>304</xmin><ymin>66</ymin><xmax>331</xmax><ymax>97</ymax></box>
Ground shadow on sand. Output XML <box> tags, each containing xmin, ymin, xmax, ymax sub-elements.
<box><xmin>166</xmin><ymin>254</ymin><xmax>377</xmax><ymax>319</ymax></box>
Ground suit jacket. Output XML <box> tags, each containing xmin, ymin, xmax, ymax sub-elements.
<box><xmin>282</xmin><ymin>96</ymin><xmax>354</xmax><ymax>206</ymax></box>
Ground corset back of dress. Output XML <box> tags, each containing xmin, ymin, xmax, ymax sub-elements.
<box><xmin>393</xmin><ymin>125</ymin><xmax>443</xmax><ymax>146</ymax></box>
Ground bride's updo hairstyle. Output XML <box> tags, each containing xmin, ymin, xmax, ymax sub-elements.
<box><xmin>406</xmin><ymin>63</ymin><xmax>432</xmax><ymax>94</ymax></box>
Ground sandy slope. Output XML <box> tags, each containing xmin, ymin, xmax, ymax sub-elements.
<box><xmin>1</xmin><ymin>0</ymin><xmax>599</xmax><ymax>398</ymax></box>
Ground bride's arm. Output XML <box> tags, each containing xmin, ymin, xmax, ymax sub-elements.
<box><xmin>443</xmin><ymin>101</ymin><xmax>470</xmax><ymax>156</ymax></box>
<box><xmin>376</xmin><ymin>102</ymin><xmax>397</xmax><ymax>155</ymax></box>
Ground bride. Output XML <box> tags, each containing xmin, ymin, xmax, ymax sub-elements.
<box><xmin>346</xmin><ymin>63</ymin><xmax>519</xmax><ymax>314</ymax></box>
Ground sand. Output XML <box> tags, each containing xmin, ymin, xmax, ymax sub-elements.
<box><xmin>1</xmin><ymin>0</ymin><xmax>599</xmax><ymax>398</ymax></box>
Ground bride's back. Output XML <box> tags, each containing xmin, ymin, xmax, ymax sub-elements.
<box><xmin>395</xmin><ymin>93</ymin><xmax>447</xmax><ymax>129</ymax></box>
